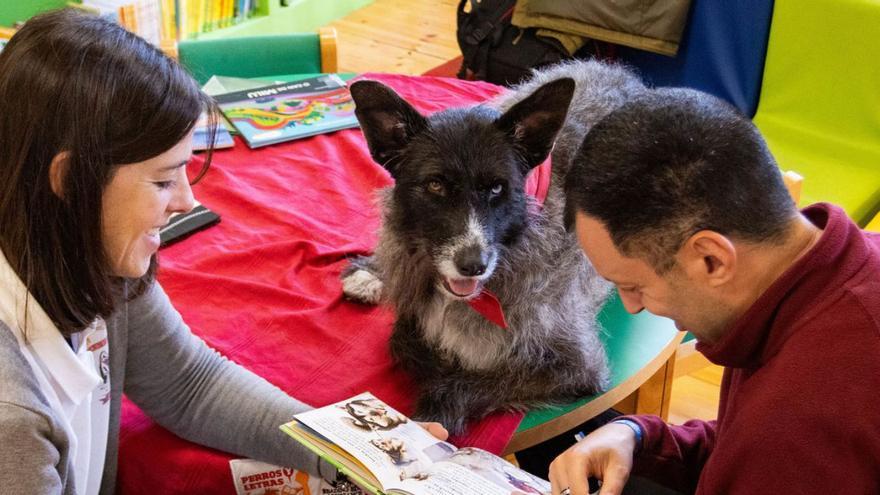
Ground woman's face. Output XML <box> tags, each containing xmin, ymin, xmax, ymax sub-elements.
<box><xmin>101</xmin><ymin>131</ymin><xmax>195</xmax><ymax>277</ymax></box>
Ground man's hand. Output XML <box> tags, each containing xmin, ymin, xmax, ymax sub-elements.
<box><xmin>549</xmin><ymin>423</ymin><xmax>637</xmax><ymax>495</ymax></box>
<box><xmin>418</xmin><ymin>422</ymin><xmax>449</xmax><ymax>441</ymax></box>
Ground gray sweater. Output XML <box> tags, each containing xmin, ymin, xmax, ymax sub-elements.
<box><xmin>0</xmin><ymin>281</ymin><xmax>332</xmax><ymax>494</ymax></box>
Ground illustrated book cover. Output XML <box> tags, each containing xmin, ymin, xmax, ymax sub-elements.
<box><xmin>214</xmin><ymin>74</ymin><xmax>358</xmax><ymax>148</ymax></box>
<box><xmin>280</xmin><ymin>392</ymin><xmax>551</xmax><ymax>495</ymax></box>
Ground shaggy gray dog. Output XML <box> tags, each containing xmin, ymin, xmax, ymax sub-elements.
<box><xmin>342</xmin><ymin>60</ymin><xmax>646</xmax><ymax>434</ymax></box>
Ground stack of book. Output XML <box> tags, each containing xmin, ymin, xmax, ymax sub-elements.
<box><xmin>213</xmin><ymin>74</ymin><xmax>359</xmax><ymax>149</ymax></box>
<box><xmin>78</xmin><ymin>0</ymin><xmax>259</xmax><ymax>48</ymax></box>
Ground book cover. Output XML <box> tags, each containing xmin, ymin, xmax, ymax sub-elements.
<box><xmin>214</xmin><ymin>74</ymin><xmax>358</xmax><ymax>149</ymax></box>
<box><xmin>280</xmin><ymin>392</ymin><xmax>551</xmax><ymax>495</ymax></box>
<box><xmin>192</xmin><ymin>112</ymin><xmax>234</xmax><ymax>151</ymax></box>
<box><xmin>228</xmin><ymin>459</ymin><xmax>335</xmax><ymax>495</ymax></box>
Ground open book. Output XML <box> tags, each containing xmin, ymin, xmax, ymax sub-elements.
<box><xmin>280</xmin><ymin>392</ymin><xmax>551</xmax><ymax>495</ymax></box>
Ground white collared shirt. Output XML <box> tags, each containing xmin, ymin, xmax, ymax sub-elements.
<box><xmin>0</xmin><ymin>250</ymin><xmax>110</xmax><ymax>495</ymax></box>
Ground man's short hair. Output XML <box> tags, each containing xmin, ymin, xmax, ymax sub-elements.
<box><xmin>565</xmin><ymin>87</ymin><xmax>797</xmax><ymax>272</ymax></box>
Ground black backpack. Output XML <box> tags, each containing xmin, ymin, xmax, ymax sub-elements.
<box><xmin>456</xmin><ymin>0</ymin><xmax>570</xmax><ymax>86</ymax></box>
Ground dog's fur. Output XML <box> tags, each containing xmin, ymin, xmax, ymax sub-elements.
<box><xmin>342</xmin><ymin>60</ymin><xmax>646</xmax><ymax>433</ymax></box>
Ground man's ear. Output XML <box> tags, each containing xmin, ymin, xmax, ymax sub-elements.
<box><xmin>49</xmin><ymin>151</ymin><xmax>70</xmax><ymax>199</ymax></box>
<box><xmin>349</xmin><ymin>80</ymin><xmax>428</xmax><ymax>178</ymax></box>
<box><xmin>679</xmin><ymin>231</ymin><xmax>737</xmax><ymax>288</ymax></box>
<box><xmin>495</xmin><ymin>77</ymin><xmax>575</xmax><ymax>171</ymax></box>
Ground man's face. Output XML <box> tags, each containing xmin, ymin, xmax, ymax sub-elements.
<box><xmin>575</xmin><ymin>212</ymin><xmax>729</xmax><ymax>342</ymax></box>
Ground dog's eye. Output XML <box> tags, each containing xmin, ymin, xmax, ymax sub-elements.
<box><xmin>490</xmin><ymin>183</ymin><xmax>504</xmax><ymax>196</ymax></box>
<box><xmin>426</xmin><ymin>180</ymin><xmax>446</xmax><ymax>196</ymax></box>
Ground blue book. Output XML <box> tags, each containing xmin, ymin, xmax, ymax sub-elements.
<box><xmin>213</xmin><ymin>74</ymin><xmax>359</xmax><ymax>149</ymax></box>
<box><xmin>192</xmin><ymin>115</ymin><xmax>234</xmax><ymax>151</ymax></box>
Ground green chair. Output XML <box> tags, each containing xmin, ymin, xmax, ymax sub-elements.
<box><xmin>177</xmin><ymin>27</ymin><xmax>338</xmax><ymax>85</ymax></box>
<box><xmin>752</xmin><ymin>0</ymin><xmax>880</xmax><ymax>226</ymax></box>
<box><xmin>868</xmin><ymin>212</ymin><xmax>880</xmax><ymax>233</ymax></box>
<box><xmin>507</xmin><ymin>293</ymin><xmax>683</xmax><ymax>454</ymax></box>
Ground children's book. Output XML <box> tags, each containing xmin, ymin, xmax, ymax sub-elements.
<box><xmin>202</xmin><ymin>75</ymin><xmax>286</xmax><ymax>96</ymax></box>
<box><xmin>0</xmin><ymin>29</ymin><xmax>11</xmax><ymax>53</ymax></box>
<box><xmin>214</xmin><ymin>74</ymin><xmax>358</xmax><ymax>149</ymax></box>
<box><xmin>192</xmin><ymin>112</ymin><xmax>234</xmax><ymax>151</ymax></box>
<box><xmin>280</xmin><ymin>392</ymin><xmax>551</xmax><ymax>495</ymax></box>
<box><xmin>229</xmin><ymin>459</ymin><xmax>337</xmax><ymax>495</ymax></box>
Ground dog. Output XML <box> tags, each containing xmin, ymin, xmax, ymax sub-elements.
<box><xmin>342</xmin><ymin>60</ymin><xmax>646</xmax><ymax>434</ymax></box>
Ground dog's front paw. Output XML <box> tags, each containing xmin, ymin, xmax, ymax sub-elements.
<box><xmin>341</xmin><ymin>267</ymin><xmax>383</xmax><ymax>305</ymax></box>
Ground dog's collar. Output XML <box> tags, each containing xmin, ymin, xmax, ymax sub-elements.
<box><xmin>467</xmin><ymin>157</ymin><xmax>552</xmax><ymax>329</ymax></box>
<box><xmin>467</xmin><ymin>290</ymin><xmax>509</xmax><ymax>329</ymax></box>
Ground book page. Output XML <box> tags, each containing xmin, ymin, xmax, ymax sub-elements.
<box><xmin>393</xmin><ymin>462</ymin><xmax>510</xmax><ymax>495</ymax></box>
<box><xmin>294</xmin><ymin>393</ymin><xmax>456</xmax><ymax>492</ymax></box>
<box><xmin>440</xmin><ymin>447</ymin><xmax>551</xmax><ymax>494</ymax></box>
<box><xmin>291</xmin><ymin>393</ymin><xmax>552</xmax><ymax>495</ymax></box>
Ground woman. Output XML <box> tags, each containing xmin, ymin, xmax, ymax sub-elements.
<box><xmin>0</xmin><ymin>9</ymin><xmax>397</xmax><ymax>494</ymax></box>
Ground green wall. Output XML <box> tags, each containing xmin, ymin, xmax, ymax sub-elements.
<box><xmin>197</xmin><ymin>0</ymin><xmax>373</xmax><ymax>39</ymax></box>
<box><xmin>1</xmin><ymin>0</ymin><xmax>68</xmax><ymax>27</ymax></box>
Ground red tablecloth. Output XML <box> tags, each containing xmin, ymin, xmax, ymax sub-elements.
<box><xmin>117</xmin><ymin>74</ymin><xmax>524</xmax><ymax>494</ymax></box>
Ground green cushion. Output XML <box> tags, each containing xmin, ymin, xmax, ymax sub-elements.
<box><xmin>752</xmin><ymin>0</ymin><xmax>880</xmax><ymax>225</ymax></box>
<box><xmin>518</xmin><ymin>292</ymin><xmax>679</xmax><ymax>431</ymax></box>
<box><xmin>178</xmin><ymin>34</ymin><xmax>322</xmax><ymax>85</ymax></box>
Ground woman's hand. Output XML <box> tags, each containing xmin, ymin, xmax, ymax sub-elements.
<box><xmin>418</xmin><ymin>422</ymin><xmax>449</xmax><ymax>441</ymax></box>
<box><xmin>549</xmin><ymin>423</ymin><xmax>637</xmax><ymax>495</ymax></box>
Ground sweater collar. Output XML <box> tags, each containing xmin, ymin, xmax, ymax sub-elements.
<box><xmin>0</xmin><ymin>249</ymin><xmax>103</xmax><ymax>405</ymax></box>
<box><xmin>696</xmin><ymin>203</ymin><xmax>869</xmax><ymax>368</ymax></box>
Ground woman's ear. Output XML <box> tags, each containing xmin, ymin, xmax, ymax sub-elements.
<box><xmin>49</xmin><ymin>151</ymin><xmax>70</xmax><ymax>199</ymax></box>
<box><xmin>680</xmin><ymin>231</ymin><xmax>737</xmax><ymax>288</ymax></box>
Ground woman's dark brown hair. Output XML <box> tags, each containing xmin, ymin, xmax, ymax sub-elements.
<box><xmin>0</xmin><ymin>9</ymin><xmax>215</xmax><ymax>335</ymax></box>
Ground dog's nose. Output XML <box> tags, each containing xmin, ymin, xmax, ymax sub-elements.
<box><xmin>454</xmin><ymin>246</ymin><xmax>489</xmax><ymax>277</ymax></box>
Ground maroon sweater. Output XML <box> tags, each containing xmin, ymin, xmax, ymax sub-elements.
<box><xmin>627</xmin><ymin>203</ymin><xmax>880</xmax><ymax>494</ymax></box>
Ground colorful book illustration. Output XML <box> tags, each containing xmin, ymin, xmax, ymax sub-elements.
<box><xmin>280</xmin><ymin>392</ymin><xmax>551</xmax><ymax>495</ymax></box>
<box><xmin>214</xmin><ymin>74</ymin><xmax>359</xmax><ymax>149</ymax></box>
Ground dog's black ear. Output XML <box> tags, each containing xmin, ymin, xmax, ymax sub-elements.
<box><xmin>495</xmin><ymin>77</ymin><xmax>575</xmax><ymax>170</ymax></box>
<box><xmin>350</xmin><ymin>80</ymin><xmax>428</xmax><ymax>176</ymax></box>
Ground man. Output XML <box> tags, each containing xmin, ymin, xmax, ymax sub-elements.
<box><xmin>551</xmin><ymin>88</ymin><xmax>880</xmax><ymax>495</ymax></box>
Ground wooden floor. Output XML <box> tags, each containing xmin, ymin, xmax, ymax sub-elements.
<box><xmin>328</xmin><ymin>0</ymin><xmax>460</xmax><ymax>75</ymax></box>
<box><xmin>329</xmin><ymin>0</ymin><xmax>722</xmax><ymax>427</ymax></box>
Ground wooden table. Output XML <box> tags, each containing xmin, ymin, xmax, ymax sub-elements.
<box><xmin>216</xmin><ymin>72</ymin><xmax>687</xmax><ymax>455</ymax></box>
<box><xmin>118</xmin><ymin>72</ymin><xmax>685</xmax><ymax>493</ymax></box>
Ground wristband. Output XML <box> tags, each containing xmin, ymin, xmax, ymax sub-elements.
<box><xmin>611</xmin><ymin>418</ymin><xmax>643</xmax><ymax>455</ymax></box>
